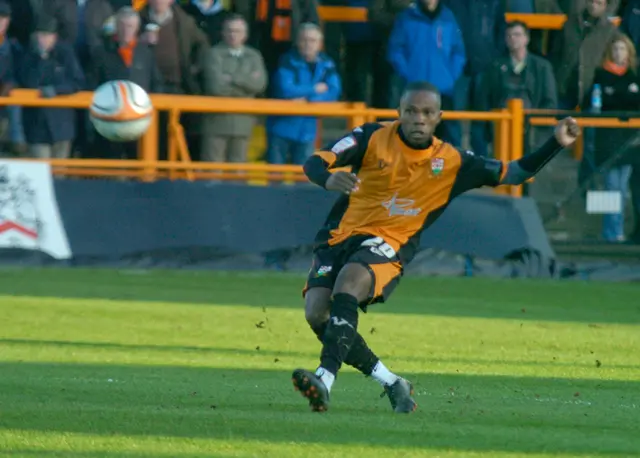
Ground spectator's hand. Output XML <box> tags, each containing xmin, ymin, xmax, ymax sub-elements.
<box><xmin>554</xmin><ymin>117</ymin><xmax>580</xmax><ymax>147</ymax></box>
<box><xmin>314</xmin><ymin>83</ymin><xmax>328</xmax><ymax>94</ymax></box>
<box><xmin>325</xmin><ymin>171</ymin><xmax>360</xmax><ymax>194</ymax></box>
<box><xmin>40</xmin><ymin>86</ymin><xmax>56</xmax><ymax>98</ymax></box>
<box><xmin>142</xmin><ymin>30</ymin><xmax>159</xmax><ymax>45</ymax></box>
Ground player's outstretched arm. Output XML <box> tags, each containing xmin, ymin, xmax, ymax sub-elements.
<box><xmin>303</xmin><ymin>126</ymin><xmax>374</xmax><ymax>194</ymax></box>
<box><xmin>500</xmin><ymin>117</ymin><xmax>580</xmax><ymax>185</ymax></box>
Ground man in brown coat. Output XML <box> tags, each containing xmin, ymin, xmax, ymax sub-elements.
<box><xmin>139</xmin><ymin>0</ymin><xmax>209</xmax><ymax>159</ymax></box>
<box><xmin>202</xmin><ymin>14</ymin><xmax>267</xmax><ymax>163</ymax></box>
<box><xmin>551</xmin><ymin>0</ymin><xmax>616</xmax><ymax>108</ymax></box>
<box><xmin>139</xmin><ymin>0</ymin><xmax>209</xmax><ymax>96</ymax></box>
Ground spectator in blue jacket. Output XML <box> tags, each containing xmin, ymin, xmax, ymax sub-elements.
<box><xmin>16</xmin><ymin>17</ymin><xmax>85</xmax><ymax>159</ymax></box>
<box><xmin>387</xmin><ymin>0</ymin><xmax>465</xmax><ymax>144</ymax></box>
<box><xmin>0</xmin><ymin>1</ymin><xmax>24</xmax><ymax>156</ymax></box>
<box><xmin>266</xmin><ymin>23</ymin><xmax>341</xmax><ymax>165</ymax></box>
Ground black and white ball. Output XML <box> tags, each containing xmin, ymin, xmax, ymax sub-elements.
<box><xmin>89</xmin><ymin>80</ymin><xmax>153</xmax><ymax>142</ymax></box>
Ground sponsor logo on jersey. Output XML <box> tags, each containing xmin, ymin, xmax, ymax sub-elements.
<box><xmin>382</xmin><ymin>193</ymin><xmax>421</xmax><ymax>217</ymax></box>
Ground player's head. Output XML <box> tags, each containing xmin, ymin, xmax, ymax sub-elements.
<box><xmin>398</xmin><ymin>81</ymin><xmax>442</xmax><ymax>146</ymax></box>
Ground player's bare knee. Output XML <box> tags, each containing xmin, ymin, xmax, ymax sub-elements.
<box><xmin>304</xmin><ymin>287</ymin><xmax>331</xmax><ymax>327</ymax></box>
<box><xmin>333</xmin><ymin>263</ymin><xmax>372</xmax><ymax>304</ymax></box>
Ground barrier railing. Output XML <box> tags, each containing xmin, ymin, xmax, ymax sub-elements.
<box><xmin>0</xmin><ymin>90</ymin><xmax>524</xmax><ymax>196</ymax></box>
<box><xmin>315</xmin><ymin>7</ymin><xmax>621</xmax><ymax>28</ymax></box>
<box><xmin>527</xmin><ymin>110</ymin><xmax>640</xmax><ymax>161</ymax></box>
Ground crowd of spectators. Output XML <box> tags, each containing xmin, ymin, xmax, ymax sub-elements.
<box><xmin>0</xmin><ymin>0</ymin><xmax>640</xmax><ymax>239</ymax></box>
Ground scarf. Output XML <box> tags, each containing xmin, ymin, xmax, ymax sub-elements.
<box><xmin>118</xmin><ymin>39</ymin><xmax>137</xmax><ymax>67</ymax></box>
<box><xmin>603</xmin><ymin>59</ymin><xmax>628</xmax><ymax>76</ymax></box>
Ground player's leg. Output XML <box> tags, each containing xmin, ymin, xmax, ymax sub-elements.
<box><xmin>293</xmin><ymin>263</ymin><xmax>371</xmax><ymax>411</ymax></box>
<box><xmin>303</xmin><ymin>238</ymin><xmax>416</xmax><ymax>413</ymax></box>
<box><xmin>305</xmin><ymin>286</ymin><xmax>383</xmax><ymax>377</ymax></box>
<box><xmin>312</xmin><ymin>263</ymin><xmax>373</xmax><ymax>389</ymax></box>
<box><xmin>304</xmin><ymin>286</ymin><xmax>332</xmax><ymax>338</ymax></box>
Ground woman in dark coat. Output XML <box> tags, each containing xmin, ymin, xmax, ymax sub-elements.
<box><xmin>589</xmin><ymin>33</ymin><xmax>640</xmax><ymax>242</ymax></box>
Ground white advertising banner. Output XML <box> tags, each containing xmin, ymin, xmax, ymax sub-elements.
<box><xmin>0</xmin><ymin>160</ymin><xmax>72</xmax><ymax>259</ymax></box>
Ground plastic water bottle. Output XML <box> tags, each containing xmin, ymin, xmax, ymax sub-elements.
<box><xmin>591</xmin><ymin>84</ymin><xmax>602</xmax><ymax>113</ymax></box>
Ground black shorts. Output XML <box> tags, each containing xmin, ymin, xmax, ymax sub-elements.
<box><xmin>302</xmin><ymin>235</ymin><xmax>403</xmax><ymax>310</ymax></box>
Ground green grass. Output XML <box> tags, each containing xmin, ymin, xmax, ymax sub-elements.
<box><xmin>0</xmin><ymin>268</ymin><xmax>639</xmax><ymax>457</ymax></box>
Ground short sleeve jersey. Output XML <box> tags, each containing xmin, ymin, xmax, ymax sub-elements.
<box><xmin>313</xmin><ymin>121</ymin><xmax>508</xmax><ymax>264</ymax></box>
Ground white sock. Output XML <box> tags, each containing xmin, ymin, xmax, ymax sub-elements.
<box><xmin>371</xmin><ymin>361</ymin><xmax>399</xmax><ymax>387</ymax></box>
<box><xmin>315</xmin><ymin>367</ymin><xmax>335</xmax><ymax>392</ymax></box>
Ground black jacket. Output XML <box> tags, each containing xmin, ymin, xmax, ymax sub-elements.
<box><xmin>443</xmin><ymin>0</ymin><xmax>506</xmax><ymax>76</ymax></box>
<box><xmin>89</xmin><ymin>39</ymin><xmax>164</xmax><ymax>93</ymax></box>
<box><xmin>481</xmin><ymin>53</ymin><xmax>558</xmax><ymax>111</ymax></box>
<box><xmin>17</xmin><ymin>41</ymin><xmax>85</xmax><ymax>143</ymax></box>
<box><xmin>590</xmin><ymin>66</ymin><xmax>640</xmax><ymax>167</ymax></box>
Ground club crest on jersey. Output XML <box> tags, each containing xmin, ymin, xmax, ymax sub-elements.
<box><xmin>431</xmin><ymin>158</ymin><xmax>444</xmax><ymax>176</ymax></box>
<box><xmin>331</xmin><ymin>136</ymin><xmax>356</xmax><ymax>154</ymax></box>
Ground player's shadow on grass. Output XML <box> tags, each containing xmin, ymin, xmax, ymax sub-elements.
<box><xmin>1</xmin><ymin>338</ymin><xmax>638</xmax><ymax>372</ymax></box>
<box><xmin>1</xmin><ymin>269</ymin><xmax>640</xmax><ymax>324</ymax></box>
<box><xmin>1</xmin><ymin>361</ymin><xmax>638</xmax><ymax>456</ymax></box>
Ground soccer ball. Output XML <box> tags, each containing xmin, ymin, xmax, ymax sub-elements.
<box><xmin>89</xmin><ymin>80</ymin><xmax>153</xmax><ymax>142</ymax></box>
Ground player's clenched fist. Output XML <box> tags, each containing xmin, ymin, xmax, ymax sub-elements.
<box><xmin>325</xmin><ymin>171</ymin><xmax>360</xmax><ymax>194</ymax></box>
<box><xmin>554</xmin><ymin>117</ymin><xmax>580</xmax><ymax>147</ymax></box>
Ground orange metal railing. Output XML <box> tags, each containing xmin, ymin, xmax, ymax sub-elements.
<box><xmin>526</xmin><ymin>110</ymin><xmax>640</xmax><ymax>161</ymax></box>
<box><xmin>0</xmin><ymin>90</ymin><xmax>525</xmax><ymax>196</ymax></box>
<box><xmin>314</xmin><ymin>7</ymin><xmax>621</xmax><ymax>29</ymax></box>
<box><xmin>131</xmin><ymin>1</ymin><xmax>620</xmax><ymax>28</ymax></box>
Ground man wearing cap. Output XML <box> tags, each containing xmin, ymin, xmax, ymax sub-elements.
<box><xmin>16</xmin><ymin>16</ymin><xmax>85</xmax><ymax>160</ymax></box>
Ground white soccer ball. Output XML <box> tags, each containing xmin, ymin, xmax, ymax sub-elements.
<box><xmin>89</xmin><ymin>80</ymin><xmax>153</xmax><ymax>142</ymax></box>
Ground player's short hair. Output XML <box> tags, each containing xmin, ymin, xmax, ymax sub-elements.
<box><xmin>401</xmin><ymin>81</ymin><xmax>441</xmax><ymax>100</ymax></box>
<box><xmin>506</xmin><ymin>20</ymin><xmax>529</xmax><ymax>36</ymax></box>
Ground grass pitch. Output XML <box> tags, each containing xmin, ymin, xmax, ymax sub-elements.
<box><xmin>0</xmin><ymin>269</ymin><xmax>639</xmax><ymax>457</ymax></box>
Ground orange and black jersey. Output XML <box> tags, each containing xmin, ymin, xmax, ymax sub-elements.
<box><xmin>306</xmin><ymin>121</ymin><xmax>509</xmax><ymax>265</ymax></box>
